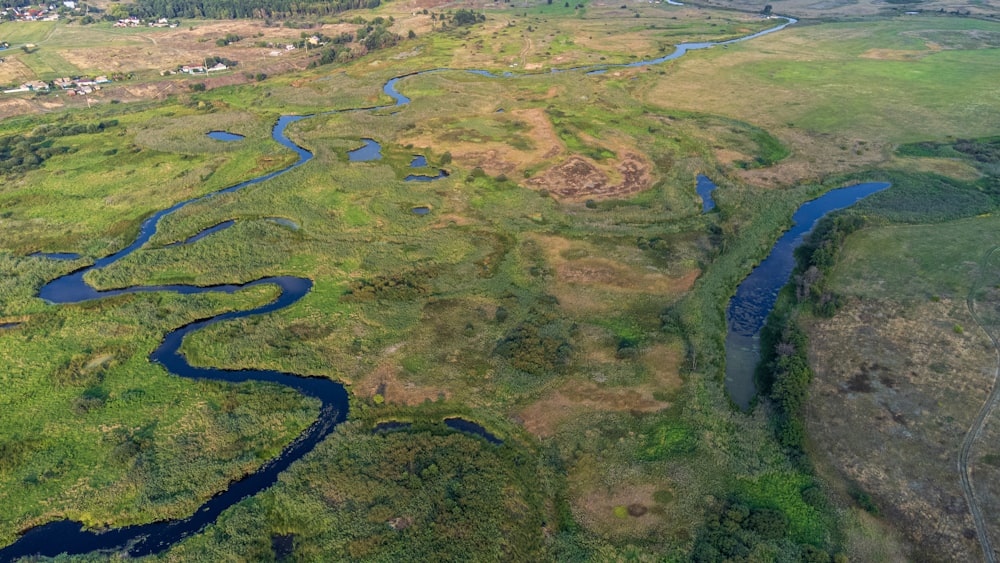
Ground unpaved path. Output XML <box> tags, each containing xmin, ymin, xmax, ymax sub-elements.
<box><xmin>962</xmin><ymin>245</ymin><xmax>1000</xmax><ymax>563</ymax></box>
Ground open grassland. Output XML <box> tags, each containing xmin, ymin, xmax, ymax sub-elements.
<box><xmin>0</xmin><ymin>103</ymin><xmax>297</xmax><ymax>257</ymax></box>
<box><xmin>1</xmin><ymin>5</ymin><xmax>1000</xmax><ymax>560</ymax></box>
<box><xmin>644</xmin><ymin>16</ymin><xmax>1000</xmax><ymax>186</ymax></box>
<box><xmin>0</xmin><ymin>19</ymin><xmax>350</xmax><ymax>80</ymax></box>
<box><xmin>691</xmin><ymin>0</ymin><xmax>1000</xmax><ymax>20</ymax></box>
<box><xmin>804</xmin><ymin>216</ymin><xmax>1000</xmax><ymax>559</ymax></box>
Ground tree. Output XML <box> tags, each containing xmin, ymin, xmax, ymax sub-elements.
<box><xmin>762</xmin><ymin>4</ymin><xmax>773</xmax><ymax>15</ymax></box>
<box><xmin>107</xmin><ymin>3</ymin><xmax>131</xmax><ymax>18</ymax></box>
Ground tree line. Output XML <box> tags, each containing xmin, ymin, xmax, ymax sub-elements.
<box><xmin>124</xmin><ymin>0</ymin><xmax>380</xmax><ymax>20</ymax></box>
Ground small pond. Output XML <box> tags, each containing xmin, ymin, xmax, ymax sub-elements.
<box><xmin>207</xmin><ymin>131</ymin><xmax>245</xmax><ymax>141</ymax></box>
<box><xmin>696</xmin><ymin>175</ymin><xmax>718</xmax><ymax>213</ymax></box>
<box><xmin>444</xmin><ymin>417</ymin><xmax>502</xmax><ymax>444</ymax></box>
<box><xmin>348</xmin><ymin>138</ymin><xmax>383</xmax><ymax>161</ymax></box>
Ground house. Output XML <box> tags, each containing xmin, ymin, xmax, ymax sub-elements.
<box><xmin>23</xmin><ymin>80</ymin><xmax>50</xmax><ymax>91</ymax></box>
<box><xmin>307</xmin><ymin>35</ymin><xmax>322</xmax><ymax>46</ymax></box>
<box><xmin>95</xmin><ymin>76</ymin><xmax>110</xmax><ymax>84</ymax></box>
<box><xmin>54</xmin><ymin>77</ymin><xmax>75</xmax><ymax>89</ymax></box>
<box><xmin>206</xmin><ymin>63</ymin><xmax>228</xmax><ymax>72</ymax></box>
<box><xmin>180</xmin><ymin>65</ymin><xmax>207</xmax><ymax>74</ymax></box>
<box><xmin>63</xmin><ymin>1</ymin><xmax>76</xmax><ymax>8</ymax></box>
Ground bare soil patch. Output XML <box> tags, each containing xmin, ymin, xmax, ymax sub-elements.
<box><xmin>805</xmin><ymin>297</ymin><xmax>995</xmax><ymax>561</ymax></box>
<box><xmin>527</xmin><ymin>152</ymin><xmax>652</xmax><ymax>201</ymax></box>
<box><xmin>572</xmin><ymin>481</ymin><xmax>666</xmax><ymax>539</ymax></box>
<box><xmin>353</xmin><ymin>359</ymin><xmax>450</xmax><ymax>406</ymax></box>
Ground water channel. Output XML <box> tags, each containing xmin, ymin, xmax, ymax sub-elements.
<box><xmin>724</xmin><ymin>182</ymin><xmax>890</xmax><ymax>410</ymax></box>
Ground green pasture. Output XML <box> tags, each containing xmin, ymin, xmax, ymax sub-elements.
<box><xmin>655</xmin><ymin>17</ymin><xmax>1000</xmax><ymax>145</ymax></box>
<box><xmin>828</xmin><ymin>214</ymin><xmax>1000</xmax><ymax>302</ymax></box>
<box><xmin>0</xmin><ymin>22</ymin><xmax>57</xmax><ymax>44</ymax></box>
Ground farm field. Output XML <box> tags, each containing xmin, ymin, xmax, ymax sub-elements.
<box><xmin>0</xmin><ymin>0</ymin><xmax>998</xmax><ymax>560</ymax></box>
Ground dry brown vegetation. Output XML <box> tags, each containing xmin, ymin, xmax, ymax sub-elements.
<box><xmin>519</xmin><ymin>343</ymin><xmax>682</xmax><ymax>437</ymax></box>
<box><xmin>805</xmin><ymin>297</ymin><xmax>994</xmax><ymax>561</ymax></box>
<box><xmin>527</xmin><ymin>152</ymin><xmax>653</xmax><ymax>201</ymax></box>
<box><xmin>401</xmin><ymin>107</ymin><xmax>564</xmax><ymax>176</ymax></box>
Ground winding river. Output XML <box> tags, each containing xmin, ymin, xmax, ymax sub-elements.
<box><xmin>724</xmin><ymin>182</ymin><xmax>891</xmax><ymax>410</ymax></box>
<box><xmin>1</xmin><ymin>16</ymin><xmax>797</xmax><ymax>559</ymax></box>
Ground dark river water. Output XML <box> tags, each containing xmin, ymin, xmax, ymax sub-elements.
<box><xmin>724</xmin><ymin>182</ymin><xmax>890</xmax><ymax>409</ymax></box>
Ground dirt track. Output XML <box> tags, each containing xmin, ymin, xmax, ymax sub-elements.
<box><xmin>963</xmin><ymin>245</ymin><xmax>1000</xmax><ymax>563</ymax></box>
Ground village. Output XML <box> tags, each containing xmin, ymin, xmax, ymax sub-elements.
<box><xmin>2</xmin><ymin>75</ymin><xmax>111</xmax><ymax>95</ymax></box>
<box><xmin>2</xmin><ymin>2</ymin><xmax>80</xmax><ymax>22</ymax></box>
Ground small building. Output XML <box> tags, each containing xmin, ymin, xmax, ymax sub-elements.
<box><xmin>23</xmin><ymin>80</ymin><xmax>50</xmax><ymax>91</ymax></box>
<box><xmin>206</xmin><ymin>63</ymin><xmax>228</xmax><ymax>72</ymax></box>
<box><xmin>54</xmin><ymin>77</ymin><xmax>75</xmax><ymax>89</ymax></box>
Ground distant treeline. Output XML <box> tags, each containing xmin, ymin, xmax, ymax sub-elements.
<box><xmin>126</xmin><ymin>0</ymin><xmax>380</xmax><ymax>20</ymax></box>
<box><xmin>0</xmin><ymin>120</ymin><xmax>119</xmax><ymax>176</ymax></box>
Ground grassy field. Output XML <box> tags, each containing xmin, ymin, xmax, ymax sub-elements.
<box><xmin>644</xmin><ymin>16</ymin><xmax>1000</xmax><ymax>186</ymax></box>
<box><xmin>803</xmin><ymin>216</ymin><xmax>1000</xmax><ymax>559</ymax></box>
<box><xmin>0</xmin><ymin>2</ymin><xmax>999</xmax><ymax>560</ymax></box>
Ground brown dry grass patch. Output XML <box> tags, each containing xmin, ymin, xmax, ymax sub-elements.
<box><xmin>402</xmin><ymin>107</ymin><xmax>564</xmax><ymax>177</ymax></box>
<box><xmin>859</xmin><ymin>48</ymin><xmax>932</xmax><ymax>61</ymax></box>
<box><xmin>527</xmin><ymin>152</ymin><xmax>653</xmax><ymax>201</ymax></box>
<box><xmin>353</xmin><ymin>360</ymin><xmax>450</xmax><ymax>406</ymax></box>
<box><xmin>805</xmin><ymin>297</ymin><xmax>994</xmax><ymax>560</ymax></box>
<box><xmin>519</xmin><ymin>343</ymin><xmax>682</xmax><ymax>437</ymax></box>
<box><xmin>531</xmin><ymin>234</ymin><xmax>700</xmax><ymax>299</ymax></box>
<box><xmin>572</xmin><ymin>480</ymin><xmax>666</xmax><ymax>539</ymax></box>
<box><xmin>889</xmin><ymin>156</ymin><xmax>983</xmax><ymax>182</ymax></box>
<box><xmin>734</xmin><ymin>129</ymin><xmax>891</xmax><ymax>188</ymax></box>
